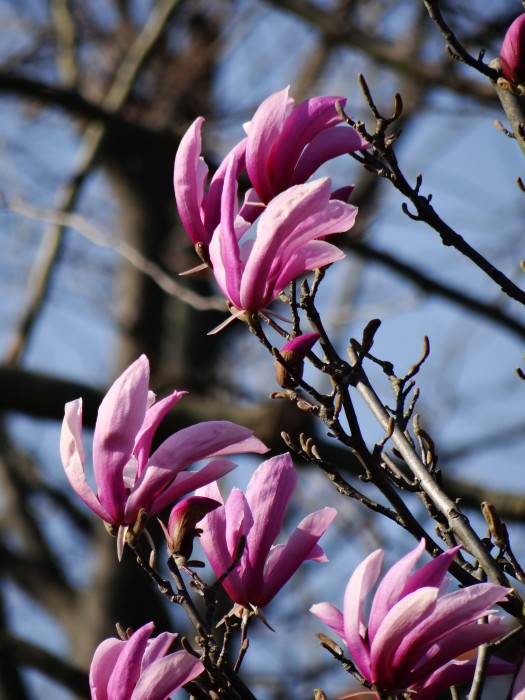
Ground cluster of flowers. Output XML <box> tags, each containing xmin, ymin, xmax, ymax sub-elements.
<box><xmin>60</xmin><ymin>85</ymin><xmax>525</xmax><ymax>699</ymax></box>
<box><xmin>173</xmin><ymin>86</ymin><xmax>366</xmax><ymax>315</ymax></box>
<box><xmin>62</xmin><ymin>354</ymin><xmax>520</xmax><ymax>700</ymax></box>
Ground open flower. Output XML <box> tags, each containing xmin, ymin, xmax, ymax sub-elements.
<box><xmin>311</xmin><ymin>539</ymin><xmax>513</xmax><ymax>699</ymax></box>
<box><xmin>500</xmin><ymin>14</ymin><xmax>525</xmax><ymax>88</ymax></box>
<box><xmin>208</xmin><ymin>165</ymin><xmax>357</xmax><ymax>313</ymax></box>
<box><xmin>196</xmin><ymin>452</ymin><xmax>336</xmax><ymax>610</ymax></box>
<box><xmin>60</xmin><ymin>355</ymin><xmax>268</xmax><ymax>557</ymax></box>
<box><xmin>243</xmin><ymin>86</ymin><xmax>368</xmax><ymax>211</ymax></box>
<box><xmin>89</xmin><ymin>621</ymin><xmax>203</xmax><ymax>700</ymax></box>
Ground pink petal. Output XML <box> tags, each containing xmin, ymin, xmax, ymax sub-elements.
<box><xmin>391</xmin><ymin>583</ymin><xmax>510</xmax><ymax>677</ymax></box>
<box><xmin>245</xmin><ymin>87</ymin><xmax>293</xmax><ymax>202</ymax></box>
<box><xmin>310</xmin><ymin>602</ymin><xmax>345</xmax><ymax>640</ymax></box>
<box><xmin>149</xmin><ymin>421</ymin><xmax>266</xmax><ymax>473</ymax></box>
<box><xmin>242</xmin><ymin>454</ymin><xmax>297</xmax><ymax>588</ymax></box>
<box><xmin>130</xmin><ymin>652</ymin><xmax>204</xmax><ymax>700</ymax></box>
<box><xmin>370</xmin><ymin>587</ymin><xmax>439</xmax><ymax>687</ymax></box>
<box><xmin>272</xmin><ymin>95</ymin><xmax>346</xmax><ymax>191</ymax></box>
<box><xmin>204</xmin><ymin>137</ymin><xmax>247</xmax><ymax>235</ymax></box>
<box><xmin>173</xmin><ymin>117</ymin><xmax>211</xmax><ymax>245</ymax></box>
<box><xmin>141</xmin><ymin>630</ymin><xmax>177</xmax><ymax>668</ymax></box>
<box><xmin>133</xmin><ymin>391</ymin><xmax>186</xmax><ymax>475</ymax></box>
<box><xmin>108</xmin><ymin>622</ymin><xmax>154</xmax><ymax>700</ymax></box>
<box><xmin>401</xmin><ymin>545</ymin><xmax>460</xmax><ymax>597</ymax></box>
<box><xmin>61</xmin><ymin>399</ymin><xmax>114</xmax><ymax>523</ymax></box>
<box><xmin>343</xmin><ymin>549</ymin><xmax>384</xmax><ymax>682</ymax></box>
<box><xmin>89</xmin><ymin>638</ymin><xmax>125</xmax><ymax>700</ymax></box>
<box><xmin>291</xmin><ymin>127</ymin><xmax>369</xmax><ymax>185</ymax></box>
<box><xmin>208</xmin><ymin>156</ymin><xmax>244</xmax><ymax>308</ymax></box>
<box><xmin>272</xmin><ymin>240</ymin><xmax>345</xmax><ymax>295</ymax></box>
<box><xmin>126</xmin><ymin>457</ymin><xmax>237</xmax><ymax>518</ymax></box>
<box><xmin>198</xmin><ymin>489</ymin><xmax>247</xmax><ymax>604</ymax></box>
<box><xmin>93</xmin><ymin>356</ymin><xmax>150</xmax><ymax>520</ymax></box>
<box><xmin>407</xmin><ymin>621</ymin><xmax>508</xmax><ymax>687</ymax></box>
<box><xmin>368</xmin><ymin>539</ymin><xmax>426</xmax><ymax>642</ymax></box>
<box><xmin>259</xmin><ymin>507</ymin><xmax>336</xmax><ymax>606</ymax></box>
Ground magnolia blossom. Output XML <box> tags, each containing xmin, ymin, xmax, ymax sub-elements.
<box><xmin>173</xmin><ymin>87</ymin><xmax>367</xmax><ymax>248</ymax></box>
<box><xmin>197</xmin><ymin>452</ymin><xmax>336</xmax><ymax>610</ymax></box>
<box><xmin>500</xmin><ymin>14</ymin><xmax>525</xmax><ymax>86</ymax></box>
<box><xmin>89</xmin><ymin>621</ymin><xmax>203</xmax><ymax>700</ymax></box>
<box><xmin>208</xmin><ymin>167</ymin><xmax>357</xmax><ymax>313</ymax></box>
<box><xmin>311</xmin><ymin>539</ymin><xmax>513</xmax><ymax>699</ymax></box>
<box><xmin>243</xmin><ymin>86</ymin><xmax>368</xmax><ymax>213</ymax></box>
<box><xmin>60</xmin><ymin>355</ymin><xmax>267</xmax><ymax>557</ymax></box>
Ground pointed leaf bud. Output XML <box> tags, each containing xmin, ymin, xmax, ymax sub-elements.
<box><xmin>274</xmin><ymin>332</ymin><xmax>321</xmax><ymax>389</ymax></box>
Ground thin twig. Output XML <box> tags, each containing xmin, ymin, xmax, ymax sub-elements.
<box><xmin>7</xmin><ymin>199</ymin><xmax>226</xmax><ymax>312</ymax></box>
<box><xmin>4</xmin><ymin>0</ymin><xmax>182</xmax><ymax>365</ymax></box>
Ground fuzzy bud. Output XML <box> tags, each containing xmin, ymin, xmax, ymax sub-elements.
<box><xmin>274</xmin><ymin>332</ymin><xmax>320</xmax><ymax>389</ymax></box>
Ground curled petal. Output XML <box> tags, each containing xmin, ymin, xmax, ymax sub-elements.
<box><xmin>260</xmin><ymin>507</ymin><xmax>337</xmax><ymax>606</ymax></box>
<box><xmin>61</xmin><ymin>399</ymin><xmax>113</xmax><ymax>523</ymax></box>
<box><xmin>310</xmin><ymin>602</ymin><xmax>345</xmax><ymax>640</ymax></box>
<box><xmin>173</xmin><ymin>117</ymin><xmax>211</xmax><ymax>245</ymax></box>
<box><xmin>343</xmin><ymin>549</ymin><xmax>384</xmax><ymax>682</ymax></box>
<box><xmin>93</xmin><ymin>355</ymin><xmax>150</xmax><ymax>520</ymax></box>
<box><xmin>130</xmin><ymin>651</ymin><xmax>204</xmax><ymax>700</ymax></box>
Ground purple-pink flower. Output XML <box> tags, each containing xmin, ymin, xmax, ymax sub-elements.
<box><xmin>173</xmin><ymin>87</ymin><xmax>367</xmax><ymax>248</ymax></box>
<box><xmin>89</xmin><ymin>621</ymin><xmax>203</xmax><ymax>700</ymax></box>
<box><xmin>60</xmin><ymin>355</ymin><xmax>267</xmax><ymax>557</ymax></box>
<box><xmin>196</xmin><ymin>452</ymin><xmax>336</xmax><ymax>610</ymax></box>
<box><xmin>208</xmin><ymin>171</ymin><xmax>357</xmax><ymax>313</ymax></box>
<box><xmin>311</xmin><ymin>539</ymin><xmax>513</xmax><ymax>699</ymax></box>
<box><xmin>243</xmin><ymin>86</ymin><xmax>368</xmax><ymax>213</ymax></box>
<box><xmin>500</xmin><ymin>14</ymin><xmax>525</xmax><ymax>86</ymax></box>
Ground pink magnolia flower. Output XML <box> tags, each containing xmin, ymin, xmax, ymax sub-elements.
<box><xmin>173</xmin><ymin>87</ymin><xmax>367</xmax><ymax>249</ymax></box>
<box><xmin>500</xmin><ymin>14</ymin><xmax>525</xmax><ymax>86</ymax></box>
<box><xmin>60</xmin><ymin>355</ymin><xmax>268</xmax><ymax>557</ymax></box>
<box><xmin>311</xmin><ymin>539</ymin><xmax>513</xmax><ymax>699</ymax></box>
<box><xmin>89</xmin><ymin>621</ymin><xmax>203</xmax><ymax>700</ymax></box>
<box><xmin>243</xmin><ymin>87</ymin><xmax>368</xmax><ymax>212</ymax></box>
<box><xmin>196</xmin><ymin>452</ymin><xmax>336</xmax><ymax>610</ymax></box>
<box><xmin>208</xmin><ymin>167</ymin><xmax>357</xmax><ymax>313</ymax></box>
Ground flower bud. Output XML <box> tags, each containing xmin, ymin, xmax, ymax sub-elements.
<box><xmin>160</xmin><ymin>496</ymin><xmax>220</xmax><ymax>564</ymax></box>
<box><xmin>500</xmin><ymin>14</ymin><xmax>525</xmax><ymax>87</ymax></box>
<box><xmin>274</xmin><ymin>332</ymin><xmax>320</xmax><ymax>389</ymax></box>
